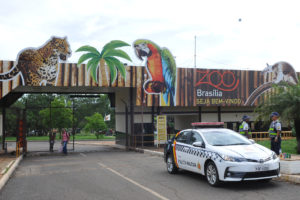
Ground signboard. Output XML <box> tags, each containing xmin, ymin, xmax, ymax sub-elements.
<box><xmin>136</xmin><ymin>64</ymin><xmax>299</xmax><ymax>107</ymax></box>
<box><xmin>132</xmin><ymin>40</ymin><xmax>299</xmax><ymax>107</ymax></box>
<box><xmin>0</xmin><ymin>37</ymin><xmax>299</xmax><ymax>108</ymax></box>
<box><xmin>157</xmin><ymin>115</ymin><xmax>167</xmax><ymax>144</ymax></box>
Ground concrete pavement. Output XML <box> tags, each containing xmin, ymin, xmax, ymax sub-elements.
<box><xmin>0</xmin><ymin>140</ymin><xmax>117</xmax><ymax>191</ymax></box>
<box><xmin>1</xmin><ymin>141</ymin><xmax>300</xmax><ymax>198</ymax></box>
<box><xmin>1</xmin><ymin>147</ymin><xmax>300</xmax><ymax>200</ymax></box>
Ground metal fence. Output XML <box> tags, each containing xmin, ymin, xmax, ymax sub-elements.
<box><xmin>126</xmin><ymin>131</ymin><xmax>294</xmax><ymax>148</ymax></box>
<box><xmin>251</xmin><ymin>131</ymin><xmax>293</xmax><ymax>141</ymax></box>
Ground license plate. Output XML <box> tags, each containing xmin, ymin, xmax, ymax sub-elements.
<box><xmin>255</xmin><ymin>165</ymin><xmax>269</xmax><ymax>171</ymax></box>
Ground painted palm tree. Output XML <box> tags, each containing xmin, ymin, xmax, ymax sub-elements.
<box><xmin>76</xmin><ymin>40</ymin><xmax>132</xmax><ymax>83</ymax></box>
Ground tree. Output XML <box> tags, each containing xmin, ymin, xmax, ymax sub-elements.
<box><xmin>255</xmin><ymin>82</ymin><xmax>300</xmax><ymax>153</ymax></box>
<box><xmin>72</xmin><ymin>94</ymin><xmax>115</xmax><ymax>130</ymax></box>
<box><xmin>76</xmin><ymin>40</ymin><xmax>132</xmax><ymax>83</ymax></box>
<box><xmin>84</xmin><ymin>113</ymin><xmax>107</xmax><ymax>139</ymax></box>
<box><xmin>21</xmin><ymin>94</ymin><xmax>55</xmax><ymax>135</ymax></box>
<box><xmin>39</xmin><ymin>96</ymin><xmax>74</xmax><ymax>132</ymax></box>
<box><xmin>4</xmin><ymin>100</ymin><xmax>24</xmax><ymax>136</ymax></box>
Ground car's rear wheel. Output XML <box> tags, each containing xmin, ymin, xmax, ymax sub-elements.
<box><xmin>167</xmin><ymin>154</ymin><xmax>178</xmax><ymax>174</ymax></box>
<box><xmin>205</xmin><ymin>161</ymin><xmax>220</xmax><ymax>186</ymax></box>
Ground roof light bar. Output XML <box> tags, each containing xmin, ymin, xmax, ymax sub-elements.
<box><xmin>191</xmin><ymin>122</ymin><xmax>224</xmax><ymax>128</ymax></box>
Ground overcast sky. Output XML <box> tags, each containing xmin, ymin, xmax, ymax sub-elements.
<box><xmin>1</xmin><ymin>0</ymin><xmax>300</xmax><ymax>71</ymax></box>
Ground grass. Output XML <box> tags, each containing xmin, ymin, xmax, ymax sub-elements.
<box><xmin>5</xmin><ymin>134</ymin><xmax>115</xmax><ymax>142</ymax></box>
<box><xmin>5</xmin><ymin>134</ymin><xmax>298</xmax><ymax>154</ymax></box>
<box><xmin>256</xmin><ymin>138</ymin><xmax>298</xmax><ymax>154</ymax></box>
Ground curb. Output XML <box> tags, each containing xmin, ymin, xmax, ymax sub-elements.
<box><xmin>0</xmin><ymin>155</ymin><xmax>23</xmax><ymax>191</ymax></box>
<box><xmin>133</xmin><ymin>148</ymin><xmax>164</xmax><ymax>157</ymax></box>
<box><xmin>276</xmin><ymin>174</ymin><xmax>300</xmax><ymax>184</ymax></box>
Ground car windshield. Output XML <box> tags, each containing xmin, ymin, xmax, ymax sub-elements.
<box><xmin>200</xmin><ymin>129</ymin><xmax>252</xmax><ymax>146</ymax></box>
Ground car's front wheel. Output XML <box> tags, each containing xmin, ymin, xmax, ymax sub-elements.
<box><xmin>166</xmin><ymin>154</ymin><xmax>178</xmax><ymax>174</ymax></box>
<box><xmin>205</xmin><ymin>161</ymin><xmax>220</xmax><ymax>186</ymax></box>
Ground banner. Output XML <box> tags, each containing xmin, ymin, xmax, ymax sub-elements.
<box><xmin>136</xmin><ymin>62</ymin><xmax>299</xmax><ymax>107</ymax></box>
<box><xmin>157</xmin><ymin>115</ymin><xmax>167</xmax><ymax>144</ymax></box>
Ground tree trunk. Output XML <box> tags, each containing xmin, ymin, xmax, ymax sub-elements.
<box><xmin>294</xmin><ymin>119</ymin><xmax>300</xmax><ymax>154</ymax></box>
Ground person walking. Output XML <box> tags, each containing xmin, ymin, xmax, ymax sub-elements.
<box><xmin>269</xmin><ymin>112</ymin><xmax>282</xmax><ymax>155</ymax></box>
<box><xmin>49</xmin><ymin>128</ymin><xmax>57</xmax><ymax>152</ymax></box>
<box><xmin>239</xmin><ymin>115</ymin><xmax>252</xmax><ymax>139</ymax></box>
<box><xmin>61</xmin><ymin>128</ymin><xmax>70</xmax><ymax>155</ymax></box>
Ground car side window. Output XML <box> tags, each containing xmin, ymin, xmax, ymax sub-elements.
<box><xmin>189</xmin><ymin>132</ymin><xmax>204</xmax><ymax>145</ymax></box>
<box><xmin>176</xmin><ymin>131</ymin><xmax>191</xmax><ymax>144</ymax></box>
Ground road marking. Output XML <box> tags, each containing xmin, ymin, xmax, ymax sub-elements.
<box><xmin>80</xmin><ymin>153</ymin><xmax>87</xmax><ymax>157</ymax></box>
<box><xmin>15</xmin><ymin>167</ymin><xmax>98</xmax><ymax>177</ymax></box>
<box><xmin>98</xmin><ymin>162</ymin><xmax>169</xmax><ymax>200</ymax></box>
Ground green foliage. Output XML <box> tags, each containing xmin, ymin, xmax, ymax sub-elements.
<box><xmin>76</xmin><ymin>46</ymin><xmax>101</xmax><ymax>57</ymax></box>
<box><xmin>100</xmin><ymin>40</ymin><xmax>130</xmax><ymax>55</ymax></box>
<box><xmin>39</xmin><ymin>96</ymin><xmax>74</xmax><ymax>130</ymax></box>
<box><xmin>255</xmin><ymin>82</ymin><xmax>300</xmax><ymax>123</ymax></box>
<box><xmin>4</xmin><ymin>94</ymin><xmax>115</xmax><ymax>137</ymax></box>
<box><xmin>76</xmin><ymin>40</ymin><xmax>131</xmax><ymax>83</ymax></box>
<box><xmin>84</xmin><ymin>112</ymin><xmax>107</xmax><ymax>135</ymax></box>
<box><xmin>5</xmin><ymin>135</ymin><xmax>115</xmax><ymax>141</ymax></box>
<box><xmin>255</xmin><ymin>81</ymin><xmax>300</xmax><ymax>153</ymax></box>
<box><xmin>5</xmin><ymin>99</ymin><xmax>25</xmax><ymax>136</ymax></box>
<box><xmin>72</xmin><ymin>94</ymin><xmax>115</xmax><ymax>130</ymax></box>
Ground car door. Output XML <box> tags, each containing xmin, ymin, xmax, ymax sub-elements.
<box><xmin>174</xmin><ymin>131</ymin><xmax>192</xmax><ymax>170</ymax></box>
<box><xmin>187</xmin><ymin>131</ymin><xmax>206</xmax><ymax>174</ymax></box>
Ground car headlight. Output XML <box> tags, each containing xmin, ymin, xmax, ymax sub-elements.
<box><xmin>221</xmin><ymin>155</ymin><xmax>247</xmax><ymax>162</ymax></box>
<box><xmin>272</xmin><ymin>152</ymin><xmax>278</xmax><ymax>160</ymax></box>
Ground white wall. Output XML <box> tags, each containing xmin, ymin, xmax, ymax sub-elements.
<box><xmin>174</xmin><ymin>115</ymin><xmax>198</xmax><ymax>130</ymax></box>
<box><xmin>115</xmin><ymin>88</ymin><xmax>130</xmax><ymax>133</ymax></box>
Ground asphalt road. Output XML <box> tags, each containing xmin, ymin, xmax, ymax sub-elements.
<box><xmin>1</xmin><ymin>146</ymin><xmax>300</xmax><ymax>200</ymax></box>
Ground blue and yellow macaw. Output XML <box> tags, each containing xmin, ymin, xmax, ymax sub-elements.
<box><xmin>133</xmin><ymin>39</ymin><xmax>177</xmax><ymax>106</ymax></box>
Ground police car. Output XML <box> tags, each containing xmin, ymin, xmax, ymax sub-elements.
<box><xmin>164</xmin><ymin>122</ymin><xmax>280</xmax><ymax>186</ymax></box>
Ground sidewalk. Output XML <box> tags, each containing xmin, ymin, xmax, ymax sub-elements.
<box><xmin>0</xmin><ymin>148</ymin><xmax>23</xmax><ymax>191</ymax></box>
<box><xmin>0</xmin><ymin>153</ymin><xmax>15</xmax><ymax>179</ymax></box>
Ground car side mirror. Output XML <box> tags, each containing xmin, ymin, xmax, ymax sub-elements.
<box><xmin>249</xmin><ymin>139</ymin><xmax>255</xmax><ymax>144</ymax></box>
<box><xmin>192</xmin><ymin>141</ymin><xmax>205</xmax><ymax>148</ymax></box>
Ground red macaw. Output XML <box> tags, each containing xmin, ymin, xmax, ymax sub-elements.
<box><xmin>134</xmin><ymin>39</ymin><xmax>177</xmax><ymax>106</ymax></box>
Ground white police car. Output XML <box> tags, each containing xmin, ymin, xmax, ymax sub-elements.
<box><xmin>164</xmin><ymin>122</ymin><xmax>280</xmax><ymax>186</ymax></box>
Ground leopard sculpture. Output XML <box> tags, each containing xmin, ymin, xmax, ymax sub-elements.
<box><xmin>0</xmin><ymin>36</ymin><xmax>71</xmax><ymax>86</ymax></box>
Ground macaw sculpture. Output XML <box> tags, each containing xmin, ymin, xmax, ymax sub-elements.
<box><xmin>133</xmin><ymin>39</ymin><xmax>177</xmax><ymax>106</ymax></box>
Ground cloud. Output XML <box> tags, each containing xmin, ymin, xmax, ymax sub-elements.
<box><xmin>1</xmin><ymin>0</ymin><xmax>300</xmax><ymax>71</ymax></box>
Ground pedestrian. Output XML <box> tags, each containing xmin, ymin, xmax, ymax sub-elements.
<box><xmin>239</xmin><ymin>115</ymin><xmax>252</xmax><ymax>139</ymax></box>
<box><xmin>61</xmin><ymin>128</ymin><xmax>70</xmax><ymax>155</ymax></box>
<box><xmin>49</xmin><ymin>128</ymin><xmax>57</xmax><ymax>152</ymax></box>
<box><xmin>269</xmin><ymin>112</ymin><xmax>282</xmax><ymax>155</ymax></box>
